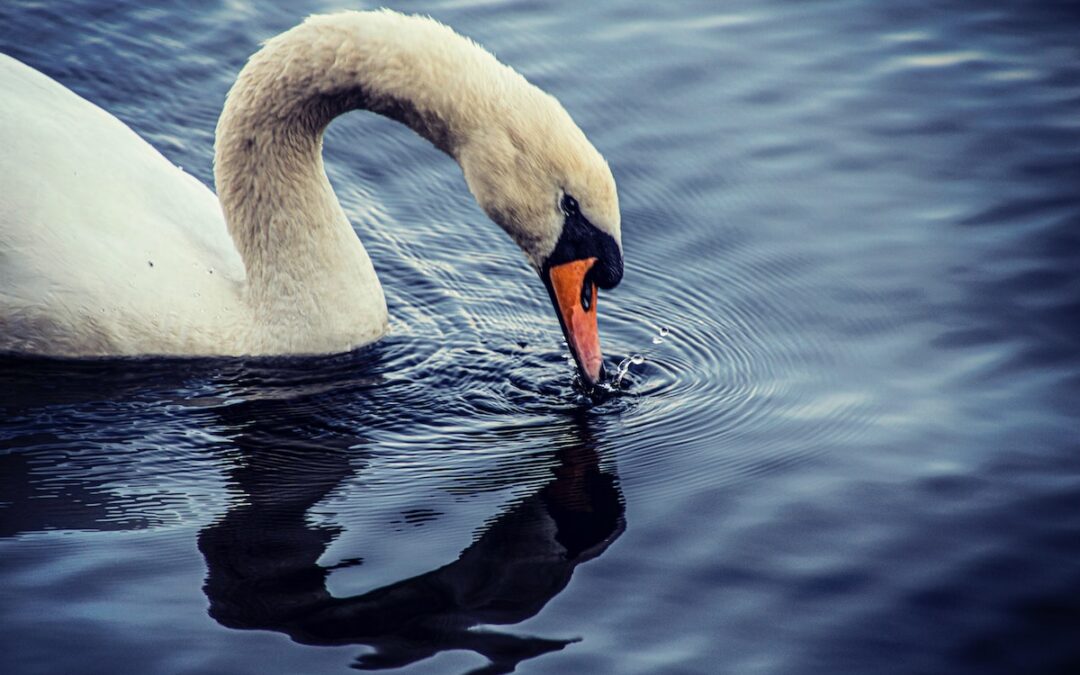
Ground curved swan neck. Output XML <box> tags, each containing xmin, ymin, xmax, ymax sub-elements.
<box><xmin>218</xmin><ymin>10</ymin><xmax>492</xmax><ymax>154</ymax></box>
<box><xmin>212</xmin><ymin>11</ymin><xmax>529</xmax><ymax>349</ymax></box>
<box><xmin>214</xmin><ymin>11</ymin><xmax>503</xmax><ymax>267</ymax></box>
<box><xmin>212</xmin><ymin>11</ymin><xmax>532</xmax><ymax>346</ymax></box>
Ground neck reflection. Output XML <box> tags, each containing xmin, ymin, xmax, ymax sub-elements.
<box><xmin>198</xmin><ymin>412</ymin><xmax>625</xmax><ymax>673</ymax></box>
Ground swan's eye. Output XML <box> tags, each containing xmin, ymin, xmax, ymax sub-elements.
<box><xmin>561</xmin><ymin>194</ymin><xmax>580</xmax><ymax>217</ymax></box>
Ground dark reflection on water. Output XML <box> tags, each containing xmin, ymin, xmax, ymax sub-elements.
<box><xmin>0</xmin><ymin>355</ymin><xmax>627</xmax><ymax>673</ymax></box>
<box><xmin>200</xmin><ymin>398</ymin><xmax>622</xmax><ymax>674</ymax></box>
<box><xmin>3</xmin><ymin>0</ymin><xmax>1080</xmax><ymax>673</ymax></box>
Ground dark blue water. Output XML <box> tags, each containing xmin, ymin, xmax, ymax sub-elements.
<box><xmin>2</xmin><ymin>1</ymin><xmax>1079</xmax><ymax>673</ymax></box>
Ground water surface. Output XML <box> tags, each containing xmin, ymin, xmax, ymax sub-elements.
<box><xmin>2</xmin><ymin>1</ymin><xmax>1079</xmax><ymax>673</ymax></box>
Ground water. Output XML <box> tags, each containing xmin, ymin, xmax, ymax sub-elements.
<box><xmin>2</xmin><ymin>1</ymin><xmax>1079</xmax><ymax>673</ymax></box>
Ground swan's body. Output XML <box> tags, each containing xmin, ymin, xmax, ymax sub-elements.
<box><xmin>0</xmin><ymin>10</ymin><xmax>622</xmax><ymax>382</ymax></box>
<box><xmin>1</xmin><ymin>54</ymin><xmax>257</xmax><ymax>355</ymax></box>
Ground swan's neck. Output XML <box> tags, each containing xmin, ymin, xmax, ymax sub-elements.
<box><xmin>213</xmin><ymin>12</ymin><xmax>497</xmax><ymax>350</ymax></box>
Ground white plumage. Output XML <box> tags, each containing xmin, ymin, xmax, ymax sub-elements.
<box><xmin>0</xmin><ymin>10</ymin><xmax>620</xmax><ymax>357</ymax></box>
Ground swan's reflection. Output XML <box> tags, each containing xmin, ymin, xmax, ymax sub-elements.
<box><xmin>198</xmin><ymin>408</ymin><xmax>625</xmax><ymax>673</ymax></box>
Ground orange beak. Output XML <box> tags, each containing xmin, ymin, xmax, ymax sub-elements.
<box><xmin>547</xmin><ymin>258</ymin><xmax>604</xmax><ymax>386</ymax></box>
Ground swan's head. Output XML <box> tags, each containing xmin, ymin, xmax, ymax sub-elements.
<box><xmin>458</xmin><ymin>88</ymin><xmax>622</xmax><ymax>387</ymax></box>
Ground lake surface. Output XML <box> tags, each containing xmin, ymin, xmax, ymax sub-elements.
<box><xmin>2</xmin><ymin>1</ymin><xmax>1079</xmax><ymax>673</ymax></box>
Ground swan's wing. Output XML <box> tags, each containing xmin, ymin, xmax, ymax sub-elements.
<box><xmin>0</xmin><ymin>53</ymin><xmax>246</xmax><ymax>355</ymax></box>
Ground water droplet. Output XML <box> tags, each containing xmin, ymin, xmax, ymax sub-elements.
<box><xmin>659</xmin><ymin>326</ymin><xmax>670</xmax><ymax>337</ymax></box>
<box><xmin>612</xmin><ymin>353</ymin><xmax>646</xmax><ymax>390</ymax></box>
<box><xmin>652</xmin><ymin>336</ymin><xmax>664</xmax><ymax>344</ymax></box>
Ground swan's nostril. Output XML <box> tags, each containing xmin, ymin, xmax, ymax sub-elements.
<box><xmin>581</xmin><ymin>278</ymin><xmax>594</xmax><ymax>312</ymax></box>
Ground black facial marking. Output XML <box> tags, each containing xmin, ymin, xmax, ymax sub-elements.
<box><xmin>544</xmin><ymin>193</ymin><xmax>623</xmax><ymax>290</ymax></box>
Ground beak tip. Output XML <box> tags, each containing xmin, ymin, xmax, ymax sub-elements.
<box><xmin>582</xmin><ymin>356</ymin><xmax>604</xmax><ymax>388</ymax></box>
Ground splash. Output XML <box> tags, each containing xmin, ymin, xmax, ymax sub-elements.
<box><xmin>613</xmin><ymin>326</ymin><xmax>672</xmax><ymax>390</ymax></box>
<box><xmin>613</xmin><ymin>354</ymin><xmax>646</xmax><ymax>390</ymax></box>
<box><xmin>575</xmin><ymin>325</ymin><xmax>673</xmax><ymax>401</ymax></box>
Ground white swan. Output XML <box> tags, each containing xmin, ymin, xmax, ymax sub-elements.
<box><xmin>0</xmin><ymin>9</ymin><xmax>622</xmax><ymax>384</ymax></box>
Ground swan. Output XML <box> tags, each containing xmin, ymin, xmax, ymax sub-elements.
<box><xmin>0</xmin><ymin>9</ymin><xmax>622</xmax><ymax>385</ymax></box>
